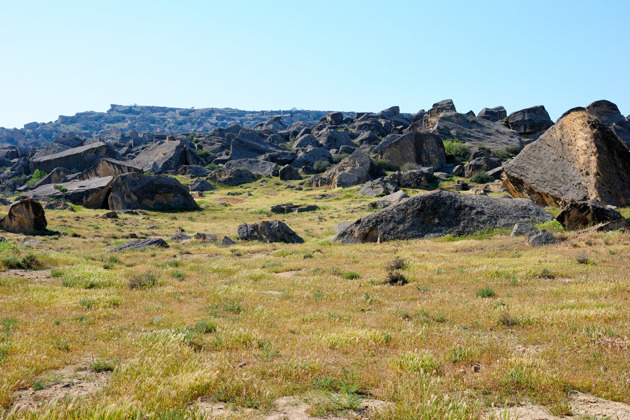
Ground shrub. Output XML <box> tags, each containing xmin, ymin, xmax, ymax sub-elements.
<box><xmin>28</xmin><ymin>169</ymin><xmax>48</xmax><ymax>185</ymax></box>
<box><xmin>476</xmin><ymin>286</ymin><xmax>496</xmax><ymax>298</ymax></box>
<box><xmin>374</xmin><ymin>159</ymin><xmax>400</xmax><ymax>172</ymax></box>
<box><xmin>313</xmin><ymin>161</ymin><xmax>331</xmax><ymax>172</ymax></box>
<box><xmin>342</xmin><ymin>272</ymin><xmax>361</xmax><ymax>280</ymax></box>
<box><xmin>332</xmin><ymin>153</ymin><xmax>350</xmax><ymax>164</ymax></box>
<box><xmin>470</xmin><ymin>171</ymin><xmax>494</xmax><ymax>184</ymax></box>
<box><xmin>443</xmin><ymin>138</ymin><xmax>470</xmax><ymax>163</ymax></box>
<box><xmin>128</xmin><ymin>272</ymin><xmax>158</xmax><ymax>290</ymax></box>
<box><xmin>386</xmin><ymin>257</ymin><xmax>407</xmax><ymax>271</ymax></box>
<box><xmin>385</xmin><ymin>271</ymin><xmax>408</xmax><ymax>286</ymax></box>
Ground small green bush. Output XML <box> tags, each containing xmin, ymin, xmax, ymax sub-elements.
<box><xmin>128</xmin><ymin>272</ymin><xmax>158</xmax><ymax>290</ymax></box>
<box><xmin>470</xmin><ymin>171</ymin><xmax>494</xmax><ymax>184</ymax></box>
<box><xmin>342</xmin><ymin>272</ymin><xmax>361</xmax><ymax>280</ymax></box>
<box><xmin>476</xmin><ymin>286</ymin><xmax>496</xmax><ymax>298</ymax></box>
<box><xmin>28</xmin><ymin>169</ymin><xmax>48</xmax><ymax>185</ymax></box>
<box><xmin>443</xmin><ymin>138</ymin><xmax>471</xmax><ymax>163</ymax></box>
<box><xmin>313</xmin><ymin>161</ymin><xmax>330</xmax><ymax>172</ymax></box>
<box><xmin>332</xmin><ymin>153</ymin><xmax>350</xmax><ymax>164</ymax></box>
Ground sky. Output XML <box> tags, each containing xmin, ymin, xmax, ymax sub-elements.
<box><xmin>0</xmin><ymin>0</ymin><xmax>629</xmax><ymax>128</ymax></box>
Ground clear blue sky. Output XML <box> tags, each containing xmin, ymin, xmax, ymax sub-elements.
<box><xmin>1</xmin><ymin>0</ymin><xmax>628</xmax><ymax>128</ymax></box>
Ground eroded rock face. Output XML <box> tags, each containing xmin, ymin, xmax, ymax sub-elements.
<box><xmin>28</xmin><ymin>177</ymin><xmax>113</xmax><ymax>205</ymax></box>
<box><xmin>76</xmin><ymin>158</ymin><xmax>142</xmax><ymax>181</ymax></box>
<box><xmin>207</xmin><ymin>168</ymin><xmax>258</xmax><ymax>186</ymax></box>
<box><xmin>507</xmin><ymin>105</ymin><xmax>553</xmax><ymax>135</ymax></box>
<box><xmin>331</xmin><ymin>190</ymin><xmax>553</xmax><ymax>243</ymax></box>
<box><xmin>223</xmin><ymin>159</ymin><xmax>277</xmax><ymax>176</ymax></box>
<box><xmin>30</xmin><ymin>142</ymin><xmax>117</xmax><ymax>173</ymax></box>
<box><xmin>502</xmin><ymin>110</ymin><xmax>630</xmax><ymax>207</ymax></box>
<box><xmin>556</xmin><ymin>201</ymin><xmax>623</xmax><ymax>230</ymax></box>
<box><xmin>130</xmin><ymin>140</ymin><xmax>204</xmax><ymax>173</ymax></box>
<box><xmin>373</xmin><ymin>132</ymin><xmax>446</xmax><ymax>169</ymax></box>
<box><xmin>105</xmin><ymin>174</ymin><xmax>199</xmax><ymax>211</ymax></box>
<box><xmin>237</xmin><ymin>221</ymin><xmax>303</xmax><ymax>243</ymax></box>
<box><xmin>107</xmin><ymin>238</ymin><xmax>169</xmax><ymax>252</ymax></box>
<box><xmin>311</xmin><ymin>150</ymin><xmax>383</xmax><ymax>188</ymax></box>
<box><xmin>0</xmin><ymin>199</ymin><xmax>47</xmax><ymax>234</ymax></box>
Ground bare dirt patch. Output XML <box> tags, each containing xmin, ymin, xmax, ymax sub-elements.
<box><xmin>3</xmin><ymin>269</ymin><xmax>52</xmax><ymax>282</ymax></box>
<box><xmin>10</xmin><ymin>363</ymin><xmax>109</xmax><ymax>412</ymax></box>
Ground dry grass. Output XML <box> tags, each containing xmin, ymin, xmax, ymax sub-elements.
<box><xmin>0</xmin><ymin>179</ymin><xmax>629</xmax><ymax>418</ymax></box>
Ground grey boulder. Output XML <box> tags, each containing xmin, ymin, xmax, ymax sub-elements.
<box><xmin>237</xmin><ymin>220</ymin><xmax>304</xmax><ymax>244</ymax></box>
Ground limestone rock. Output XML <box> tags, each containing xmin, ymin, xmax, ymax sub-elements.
<box><xmin>77</xmin><ymin>158</ymin><xmax>142</xmax><ymax>181</ymax></box>
<box><xmin>208</xmin><ymin>168</ymin><xmax>258</xmax><ymax>186</ymax></box>
<box><xmin>30</xmin><ymin>142</ymin><xmax>117</xmax><ymax>173</ymax></box>
<box><xmin>507</xmin><ymin>106</ymin><xmax>553</xmax><ymax>135</ymax></box>
<box><xmin>103</xmin><ymin>174</ymin><xmax>199</xmax><ymax>211</ymax></box>
<box><xmin>0</xmin><ymin>199</ymin><xmax>47</xmax><ymax>234</ymax></box>
<box><xmin>28</xmin><ymin>177</ymin><xmax>113</xmax><ymax>205</ymax></box>
<box><xmin>556</xmin><ymin>201</ymin><xmax>623</xmax><ymax>231</ymax></box>
<box><xmin>369</xmin><ymin>190</ymin><xmax>409</xmax><ymax>209</ymax></box>
<box><xmin>372</xmin><ymin>132</ymin><xmax>446</xmax><ymax>169</ymax></box>
<box><xmin>510</xmin><ymin>223</ymin><xmax>536</xmax><ymax>237</ymax></box>
<box><xmin>237</xmin><ymin>221</ymin><xmax>303</xmax><ymax>244</ymax></box>
<box><xmin>311</xmin><ymin>150</ymin><xmax>383</xmax><ymax>188</ymax></box>
<box><xmin>332</xmin><ymin>190</ymin><xmax>553</xmax><ymax>243</ymax></box>
<box><xmin>130</xmin><ymin>139</ymin><xmax>204</xmax><ymax>173</ymax></box>
<box><xmin>502</xmin><ymin>110</ymin><xmax>630</xmax><ymax>207</ymax></box>
<box><xmin>224</xmin><ymin>159</ymin><xmax>278</xmax><ymax>176</ymax></box>
<box><xmin>189</xmin><ymin>178</ymin><xmax>216</xmax><ymax>192</ymax></box>
<box><xmin>527</xmin><ymin>230</ymin><xmax>561</xmax><ymax>247</ymax></box>
<box><xmin>107</xmin><ymin>238</ymin><xmax>169</xmax><ymax>252</ymax></box>
<box><xmin>279</xmin><ymin>165</ymin><xmax>302</xmax><ymax>181</ymax></box>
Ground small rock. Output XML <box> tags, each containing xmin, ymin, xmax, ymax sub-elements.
<box><xmin>237</xmin><ymin>221</ymin><xmax>303</xmax><ymax>244</ymax></box>
<box><xmin>220</xmin><ymin>236</ymin><xmax>237</xmax><ymax>246</ymax></box>
<box><xmin>269</xmin><ymin>203</ymin><xmax>318</xmax><ymax>214</ymax></box>
<box><xmin>527</xmin><ymin>230</ymin><xmax>561</xmax><ymax>247</ymax></box>
<box><xmin>510</xmin><ymin>223</ymin><xmax>537</xmax><ymax>237</ymax></box>
<box><xmin>107</xmin><ymin>238</ymin><xmax>169</xmax><ymax>252</ymax></box>
<box><xmin>194</xmin><ymin>232</ymin><xmax>217</xmax><ymax>242</ymax></box>
<box><xmin>171</xmin><ymin>233</ymin><xmax>191</xmax><ymax>241</ymax></box>
<box><xmin>101</xmin><ymin>211</ymin><xmax>118</xmax><ymax>219</ymax></box>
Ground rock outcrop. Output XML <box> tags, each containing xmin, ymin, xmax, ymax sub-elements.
<box><xmin>223</xmin><ymin>159</ymin><xmax>277</xmax><ymax>176</ymax></box>
<box><xmin>87</xmin><ymin>174</ymin><xmax>199</xmax><ymax>211</ymax></box>
<box><xmin>30</xmin><ymin>142</ymin><xmax>117</xmax><ymax>173</ymax></box>
<box><xmin>0</xmin><ymin>199</ymin><xmax>47</xmax><ymax>234</ymax></box>
<box><xmin>130</xmin><ymin>139</ymin><xmax>204</xmax><ymax>173</ymax></box>
<box><xmin>237</xmin><ymin>221</ymin><xmax>304</xmax><ymax>243</ymax></box>
<box><xmin>502</xmin><ymin>110</ymin><xmax>630</xmax><ymax>207</ymax></box>
<box><xmin>507</xmin><ymin>106</ymin><xmax>553</xmax><ymax>136</ymax></box>
<box><xmin>556</xmin><ymin>201</ymin><xmax>623</xmax><ymax>230</ymax></box>
<box><xmin>76</xmin><ymin>158</ymin><xmax>142</xmax><ymax>181</ymax></box>
<box><xmin>311</xmin><ymin>150</ymin><xmax>383</xmax><ymax>188</ymax></box>
<box><xmin>28</xmin><ymin>177</ymin><xmax>113</xmax><ymax>205</ymax></box>
<box><xmin>372</xmin><ymin>132</ymin><xmax>446</xmax><ymax>169</ymax></box>
<box><xmin>107</xmin><ymin>238</ymin><xmax>169</xmax><ymax>252</ymax></box>
<box><xmin>207</xmin><ymin>168</ymin><xmax>258</xmax><ymax>186</ymax></box>
<box><xmin>332</xmin><ymin>190</ymin><xmax>553</xmax><ymax>243</ymax></box>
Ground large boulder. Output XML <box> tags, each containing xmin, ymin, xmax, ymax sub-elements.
<box><xmin>77</xmin><ymin>158</ymin><xmax>142</xmax><ymax>181</ymax></box>
<box><xmin>507</xmin><ymin>106</ymin><xmax>553</xmax><ymax>136</ymax></box>
<box><xmin>358</xmin><ymin>174</ymin><xmax>400</xmax><ymax>197</ymax></box>
<box><xmin>427</xmin><ymin>112</ymin><xmax>522</xmax><ymax>150</ymax></box>
<box><xmin>28</xmin><ymin>177</ymin><xmax>113</xmax><ymax>205</ymax></box>
<box><xmin>229</xmin><ymin>132</ymin><xmax>285</xmax><ymax>160</ymax></box>
<box><xmin>207</xmin><ymin>168</ymin><xmax>258</xmax><ymax>186</ymax></box>
<box><xmin>95</xmin><ymin>174</ymin><xmax>199</xmax><ymax>211</ymax></box>
<box><xmin>130</xmin><ymin>139</ymin><xmax>204</xmax><ymax>173</ymax></box>
<box><xmin>372</xmin><ymin>131</ymin><xmax>446</xmax><ymax>169</ymax></box>
<box><xmin>556</xmin><ymin>200</ymin><xmax>623</xmax><ymax>230</ymax></box>
<box><xmin>290</xmin><ymin>147</ymin><xmax>332</xmax><ymax>169</ymax></box>
<box><xmin>311</xmin><ymin>150</ymin><xmax>384</xmax><ymax>188</ymax></box>
<box><xmin>502</xmin><ymin>110</ymin><xmax>630</xmax><ymax>207</ymax></box>
<box><xmin>279</xmin><ymin>165</ymin><xmax>302</xmax><ymax>180</ymax></box>
<box><xmin>237</xmin><ymin>220</ymin><xmax>304</xmax><ymax>243</ymax></box>
<box><xmin>315</xmin><ymin>129</ymin><xmax>356</xmax><ymax>151</ymax></box>
<box><xmin>0</xmin><ymin>199</ymin><xmax>47</xmax><ymax>234</ymax></box>
<box><xmin>223</xmin><ymin>159</ymin><xmax>278</xmax><ymax>176</ymax></box>
<box><xmin>107</xmin><ymin>238</ymin><xmax>169</xmax><ymax>252</ymax></box>
<box><xmin>477</xmin><ymin>106</ymin><xmax>507</xmax><ymax>123</ymax></box>
<box><xmin>23</xmin><ymin>167</ymin><xmax>72</xmax><ymax>190</ymax></box>
<box><xmin>331</xmin><ymin>190</ymin><xmax>553</xmax><ymax>243</ymax></box>
<box><xmin>586</xmin><ymin>100</ymin><xmax>630</xmax><ymax>149</ymax></box>
<box><xmin>189</xmin><ymin>178</ymin><xmax>216</xmax><ymax>192</ymax></box>
<box><xmin>30</xmin><ymin>142</ymin><xmax>117</xmax><ymax>173</ymax></box>
<box><xmin>464</xmin><ymin>157</ymin><xmax>502</xmax><ymax>178</ymax></box>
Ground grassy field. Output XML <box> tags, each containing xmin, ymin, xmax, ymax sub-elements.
<box><xmin>1</xmin><ymin>179</ymin><xmax>629</xmax><ymax>419</ymax></box>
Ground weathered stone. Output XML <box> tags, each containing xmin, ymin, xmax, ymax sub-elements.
<box><xmin>194</xmin><ymin>232</ymin><xmax>217</xmax><ymax>242</ymax></box>
<box><xmin>269</xmin><ymin>203</ymin><xmax>318</xmax><ymax>214</ymax></box>
<box><xmin>208</xmin><ymin>168</ymin><xmax>258</xmax><ymax>186</ymax></box>
<box><xmin>332</xmin><ymin>190</ymin><xmax>553</xmax><ymax>243</ymax></box>
<box><xmin>28</xmin><ymin>177</ymin><xmax>113</xmax><ymax>205</ymax></box>
<box><xmin>220</xmin><ymin>236</ymin><xmax>237</xmax><ymax>246</ymax></box>
<box><xmin>527</xmin><ymin>230</ymin><xmax>561</xmax><ymax>247</ymax></box>
<box><xmin>24</xmin><ymin>167</ymin><xmax>72</xmax><ymax>190</ymax></box>
<box><xmin>293</xmin><ymin>134</ymin><xmax>320</xmax><ymax>150</ymax></box>
<box><xmin>315</xmin><ymin>129</ymin><xmax>355</xmax><ymax>151</ymax></box>
<box><xmin>279</xmin><ymin>165</ymin><xmax>302</xmax><ymax>181</ymax></box>
<box><xmin>464</xmin><ymin>157</ymin><xmax>502</xmax><ymax>178</ymax></box>
<box><xmin>477</xmin><ymin>106</ymin><xmax>507</xmax><ymax>123</ymax></box>
<box><xmin>77</xmin><ymin>158</ymin><xmax>142</xmax><ymax>181</ymax></box>
<box><xmin>358</xmin><ymin>174</ymin><xmax>399</xmax><ymax>197</ymax></box>
<box><xmin>178</xmin><ymin>165</ymin><xmax>210</xmax><ymax>178</ymax></box>
<box><xmin>507</xmin><ymin>106</ymin><xmax>553</xmax><ymax>135</ymax></box>
<box><xmin>107</xmin><ymin>238</ymin><xmax>169</xmax><ymax>252</ymax></box>
<box><xmin>104</xmin><ymin>174</ymin><xmax>199</xmax><ymax>211</ymax></box>
<box><xmin>399</xmin><ymin>169</ymin><xmax>435</xmax><ymax>189</ymax></box>
<box><xmin>311</xmin><ymin>150</ymin><xmax>383</xmax><ymax>188</ymax></box>
<box><xmin>43</xmin><ymin>201</ymin><xmax>75</xmax><ymax>211</ymax></box>
<box><xmin>101</xmin><ymin>211</ymin><xmax>118</xmax><ymax>219</ymax></box>
<box><xmin>224</xmin><ymin>159</ymin><xmax>278</xmax><ymax>176</ymax></box>
<box><xmin>171</xmin><ymin>233</ymin><xmax>191</xmax><ymax>241</ymax></box>
<box><xmin>510</xmin><ymin>223</ymin><xmax>537</xmax><ymax>237</ymax></box>
<box><xmin>230</xmin><ymin>132</ymin><xmax>284</xmax><ymax>160</ymax></box>
<box><xmin>237</xmin><ymin>220</ymin><xmax>303</xmax><ymax>243</ymax></box>
<box><xmin>596</xmin><ymin>218</ymin><xmax>630</xmax><ymax>232</ymax></box>
<box><xmin>0</xmin><ymin>199</ymin><xmax>47</xmax><ymax>234</ymax></box>
<box><xmin>428</xmin><ymin>112</ymin><xmax>522</xmax><ymax>150</ymax></box>
<box><xmin>502</xmin><ymin>111</ymin><xmax>630</xmax><ymax>207</ymax></box>
<box><xmin>373</xmin><ymin>132</ymin><xmax>446</xmax><ymax>169</ymax></box>
<box><xmin>556</xmin><ymin>201</ymin><xmax>623</xmax><ymax>231</ymax></box>
<box><xmin>30</xmin><ymin>142</ymin><xmax>117</xmax><ymax>173</ymax></box>
<box><xmin>130</xmin><ymin>140</ymin><xmax>204</xmax><ymax>173</ymax></box>
<box><xmin>369</xmin><ymin>190</ymin><xmax>409</xmax><ymax>209</ymax></box>
<box><xmin>325</xmin><ymin>112</ymin><xmax>344</xmax><ymax>125</ymax></box>
<box><xmin>189</xmin><ymin>178</ymin><xmax>216</xmax><ymax>192</ymax></box>
<box><xmin>291</xmin><ymin>147</ymin><xmax>332</xmax><ymax>169</ymax></box>
<box><xmin>586</xmin><ymin>100</ymin><xmax>630</xmax><ymax>149</ymax></box>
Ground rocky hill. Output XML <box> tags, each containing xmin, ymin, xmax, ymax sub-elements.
<box><xmin>0</xmin><ymin>105</ymin><xmax>342</xmax><ymax>147</ymax></box>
